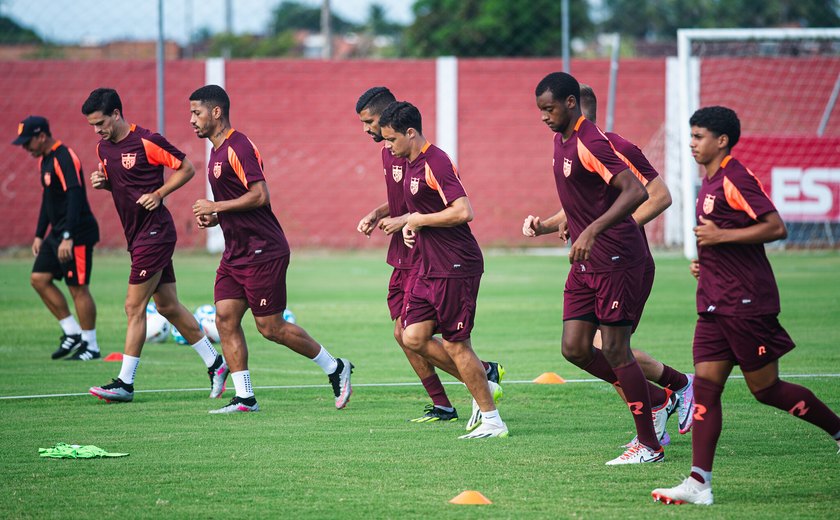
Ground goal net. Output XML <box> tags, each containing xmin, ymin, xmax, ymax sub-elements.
<box><xmin>675</xmin><ymin>28</ymin><xmax>840</xmax><ymax>258</ymax></box>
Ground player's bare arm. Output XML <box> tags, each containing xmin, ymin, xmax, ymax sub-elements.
<box><xmin>570</xmin><ymin>169</ymin><xmax>648</xmax><ymax>263</ymax></box>
<box><xmin>137</xmin><ymin>157</ymin><xmax>196</xmax><ymax>211</ymax></box>
<box><xmin>193</xmin><ymin>179</ymin><xmax>269</xmax><ymax>218</ymax></box>
<box><xmin>31</xmin><ymin>236</ymin><xmax>42</xmax><ymax>256</ymax></box>
<box><xmin>357</xmin><ymin>202</ymin><xmax>389</xmax><ymax>236</ymax></box>
<box><xmin>694</xmin><ymin>211</ymin><xmax>787</xmax><ymax>247</ymax></box>
<box><xmin>523</xmin><ymin>210</ymin><xmax>568</xmax><ymax>241</ymax></box>
<box><xmin>90</xmin><ymin>162</ymin><xmax>111</xmax><ymax>191</ymax></box>
<box><xmin>378</xmin><ymin>213</ymin><xmax>409</xmax><ymax>235</ymax></box>
<box><xmin>690</xmin><ymin>259</ymin><xmax>700</xmax><ymax>280</ymax></box>
<box><xmin>407</xmin><ymin>196</ymin><xmax>473</xmax><ymax>232</ymax></box>
<box><xmin>632</xmin><ymin>177</ymin><xmax>672</xmax><ymax>227</ymax></box>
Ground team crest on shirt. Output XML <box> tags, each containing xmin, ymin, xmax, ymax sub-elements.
<box><xmin>213</xmin><ymin>162</ymin><xmax>222</xmax><ymax>178</ymax></box>
<box><xmin>392</xmin><ymin>165</ymin><xmax>403</xmax><ymax>182</ymax></box>
<box><xmin>121</xmin><ymin>153</ymin><xmax>136</xmax><ymax>169</ymax></box>
<box><xmin>703</xmin><ymin>194</ymin><xmax>716</xmax><ymax>214</ymax></box>
<box><xmin>410</xmin><ymin>177</ymin><xmax>420</xmax><ymax>195</ymax></box>
<box><xmin>43</xmin><ymin>173</ymin><xmax>51</xmax><ymax>186</ymax></box>
<box><xmin>563</xmin><ymin>157</ymin><xmax>572</xmax><ymax>177</ymax></box>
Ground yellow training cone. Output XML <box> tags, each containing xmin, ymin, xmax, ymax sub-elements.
<box><xmin>533</xmin><ymin>372</ymin><xmax>566</xmax><ymax>384</ymax></box>
<box><xmin>449</xmin><ymin>490</ymin><xmax>492</xmax><ymax>505</ymax></box>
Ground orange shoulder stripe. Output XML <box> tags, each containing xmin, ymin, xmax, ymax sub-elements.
<box><xmin>424</xmin><ymin>163</ymin><xmax>447</xmax><ymax>206</ymax></box>
<box><xmin>577</xmin><ymin>139</ymin><xmax>613</xmax><ymax>184</ymax></box>
<box><xmin>227</xmin><ymin>146</ymin><xmax>249</xmax><ymax>188</ymax></box>
<box><xmin>141</xmin><ymin>138</ymin><xmax>182</xmax><ymax>170</ymax></box>
<box><xmin>67</xmin><ymin>147</ymin><xmax>83</xmax><ymax>185</ymax></box>
<box><xmin>96</xmin><ymin>142</ymin><xmax>108</xmax><ymax>180</ymax></box>
<box><xmin>723</xmin><ymin>176</ymin><xmax>758</xmax><ymax>220</ymax></box>
<box><xmin>573</xmin><ymin>115</ymin><xmax>586</xmax><ymax>132</ymax></box>
<box><xmin>610</xmin><ymin>147</ymin><xmax>648</xmax><ymax>186</ymax></box>
<box><xmin>53</xmin><ymin>157</ymin><xmax>68</xmax><ymax>191</ymax></box>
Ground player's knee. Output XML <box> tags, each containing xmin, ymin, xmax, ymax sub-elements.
<box><xmin>401</xmin><ymin>328</ymin><xmax>424</xmax><ymax>351</ymax></box>
<box><xmin>30</xmin><ymin>273</ymin><xmax>50</xmax><ymax>292</ymax></box>
<box><xmin>124</xmin><ymin>301</ymin><xmax>146</xmax><ymax>321</ymax></box>
<box><xmin>561</xmin><ymin>340</ymin><xmax>589</xmax><ymax>366</ymax></box>
<box><xmin>154</xmin><ymin>301</ymin><xmax>179</xmax><ymax>319</ymax></box>
<box><xmin>255</xmin><ymin>319</ymin><xmax>288</xmax><ymax>343</ymax></box>
<box><xmin>751</xmin><ymin>379</ymin><xmax>782</xmax><ymax>405</ymax></box>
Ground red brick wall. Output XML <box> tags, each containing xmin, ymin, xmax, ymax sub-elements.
<box><xmin>1</xmin><ymin>58</ymin><xmax>667</xmax><ymax>251</ymax></box>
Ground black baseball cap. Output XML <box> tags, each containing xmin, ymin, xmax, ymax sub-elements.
<box><xmin>12</xmin><ymin>115</ymin><xmax>50</xmax><ymax>146</ymax></box>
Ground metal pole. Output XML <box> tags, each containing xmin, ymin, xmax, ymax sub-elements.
<box><xmin>817</xmin><ymin>72</ymin><xmax>840</xmax><ymax>137</ymax></box>
<box><xmin>561</xmin><ymin>0</ymin><xmax>570</xmax><ymax>73</ymax></box>
<box><xmin>156</xmin><ymin>0</ymin><xmax>165</xmax><ymax>135</ymax></box>
<box><xmin>321</xmin><ymin>0</ymin><xmax>332</xmax><ymax>59</ymax></box>
<box><xmin>605</xmin><ymin>33</ymin><xmax>620</xmax><ymax>132</ymax></box>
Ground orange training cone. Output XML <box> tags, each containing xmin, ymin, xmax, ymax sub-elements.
<box><xmin>533</xmin><ymin>372</ymin><xmax>566</xmax><ymax>384</ymax></box>
<box><xmin>449</xmin><ymin>490</ymin><xmax>492</xmax><ymax>505</ymax></box>
<box><xmin>103</xmin><ymin>352</ymin><xmax>124</xmax><ymax>362</ymax></box>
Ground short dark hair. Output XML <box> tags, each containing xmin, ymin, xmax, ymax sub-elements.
<box><xmin>579</xmin><ymin>84</ymin><xmax>597</xmax><ymax>122</ymax></box>
<box><xmin>81</xmin><ymin>88</ymin><xmax>123</xmax><ymax>116</ymax></box>
<box><xmin>535</xmin><ymin>72</ymin><xmax>580</xmax><ymax>105</ymax></box>
<box><xmin>189</xmin><ymin>84</ymin><xmax>231</xmax><ymax>120</ymax></box>
<box><xmin>690</xmin><ymin>106</ymin><xmax>741</xmax><ymax>149</ymax></box>
<box><xmin>355</xmin><ymin>86</ymin><xmax>396</xmax><ymax>115</ymax></box>
<box><xmin>379</xmin><ymin>101</ymin><xmax>422</xmax><ymax>135</ymax></box>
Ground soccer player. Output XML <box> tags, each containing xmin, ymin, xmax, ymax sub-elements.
<box><xmin>13</xmin><ymin>115</ymin><xmax>101</xmax><ymax>361</ymax></box>
<box><xmin>524</xmin><ymin>85</ymin><xmax>696</xmax><ymax>446</ymax></box>
<box><xmin>378</xmin><ymin>101</ymin><xmax>507</xmax><ymax>439</ymax></box>
<box><xmin>81</xmin><ymin>88</ymin><xmax>228</xmax><ymax>403</ymax></box>
<box><xmin>189</xmin><ymin>85</ymin><xmax>353</xmax><ymax>414</ymax></box>
<box><xmin>652</xmin><ymin>106</ymin><xmax>840</xmax><ymax>505</ymax></box>
<box><xmin>355</xmin><ymin>87</ymin><xmax>503</xmax><ymax>423</ymax></box>
<box><xmin>529</xmin><ymin>72</ymin><xmax>662</xmax><ymax>462</ymax></box>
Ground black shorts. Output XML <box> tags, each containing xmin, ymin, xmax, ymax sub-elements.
<box><xmin>32</xmin><ymin>234</ymin><xmax>94</xmax><ymax>287</ymax></box>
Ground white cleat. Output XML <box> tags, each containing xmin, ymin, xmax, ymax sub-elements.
<box><xmin>623</xmin><ymin>392</ymin><xmax>675</xmax><ymax>447</ymax></box>
<box><xmin>606</xmin><ymin>442</ymin><xmax>664</xmax><ymax>465</ymax></box>
<box><xmin>458</xmin><ymin>420</ymin><xmax>509</xmax><ymax>439</ymax></box>
<box><xmin>652</xmin><ymin>477</ymin><xmax>714</xmax><ymax>505</ymax></box>
<box><xmin>465</xmin><ymin>381</ymin><xmax>503</xmax><ymax>431</ymax></box>
<box><xmin>676</xmin><ymin>374</ymin><xmax>695</xmax><ymax>434</ymax></box>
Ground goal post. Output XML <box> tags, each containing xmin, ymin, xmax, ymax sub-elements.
<box><xmin>674</xmin><ymin>28</ymin><xmax>840</xmax><ymax>259</ymax></box>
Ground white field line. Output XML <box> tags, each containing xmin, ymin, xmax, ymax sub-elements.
<box><xmin>2</xmin><ymin>373</ymin><xmax>840</xmax><ymax>401</ymax></box>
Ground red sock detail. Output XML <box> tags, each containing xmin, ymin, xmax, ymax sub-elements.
<box><xmin>420</xmin><ymin>374</ymin><xmax>451</xmax><ymax>409</ymax></box>
<box><xmin>613</xmin><ymin>360</ymin><xmax>659</xmax><ymax>450</ymax></box>
<box><xmin>657</xmin><ymin>364</ymin><xmax>689</xmax><ymax>391</ymax></box>
<box><xmin>581</xmin><ymin>348</ymin><xmax>618</xmax><ymax>384</ymax></box>
<box><xmin>753</xmin><ymin>379</ymin><xmax>840</xmax><ymax>435</ymax></box>
<box><xmin>691</xmin><ymin>376</ymin><xmax>724</xmax><ymax>473</ymax></box>
<box><xmin>481</xmin><ymin>361</ymin><xmax>490</xmax><ymax>371</ymax></box>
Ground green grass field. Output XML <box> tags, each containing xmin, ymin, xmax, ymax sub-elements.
<box><xmin>1</xmin><ymin>250</ymin><xmax>839</xmax><ymax>519</ymax></box>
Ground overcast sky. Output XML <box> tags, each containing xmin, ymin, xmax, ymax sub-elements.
<box><xmin>0</xmin><ymin>0</ymin><xmax>416</xmax><ymax>45</ymax></box>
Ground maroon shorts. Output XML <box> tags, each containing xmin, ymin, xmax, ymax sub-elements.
<box><xmin>215</xmin><ymin>255</ymin><xmax>289</xmax><ymax>318</ymax></box>
<box><xmin>129</xmin><ymin>242</ymin><xmax>176</xmax><ymax>286</ymax></box>
<box><xmin>563</xmin><ymin>262</ymin><xmax>645</xmax><ymax>326</ymax></box>
<box><xmin>387</xmin><ymin>267</ymin><xmax>413</xmax><ymax>321</ymax></box>
<box><xmin>632</xmin><ymin>257</ymin><xmax>656</xmax><ymax>333</ymax></box>
<box><xmin>693</xmin><ymin>313</ymin><xmax>796</xmax><ymax>372</ymax></box>
<box><xmin>404</xmin><ymin>275</ymin><xmax>481</xmax><ymax>343</ymax></box>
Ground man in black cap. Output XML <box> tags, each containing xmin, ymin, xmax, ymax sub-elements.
<box><xmin>13</xmin><ymin>115</ymin><xmax>101</xmax><ymax>360</ymax></box>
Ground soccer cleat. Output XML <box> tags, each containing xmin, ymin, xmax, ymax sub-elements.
<box><xmin>209</xmin><ymin>395</ymin><xmax>259</xmax><ymax>414</ymax></box>
<box><xmin>67</xmin><ymin>345</ymin><xmax>100</xmax><ymax>361</ymax></box>
<box><xmin>485</xmin><ymin>361</ymin><xmax>506</xmax><ymax>385</ymax></box>
<box><xmin>458</xmin><ymin>420</ymin><xmax>509</xmax><ymax>439</ymax></box>
<box><xmin>410</xmin><ymin>404</ymin><xmax>459</xmax><ymax>423</ymax></box>
<box><xmin>208</xmin><ymin>355</ymin><xmax>229</xmax><ymax>399</ymax></box>
<box><xmin>606</xmin><ymin>442</ymin><xmax>664</xmax><ymax>465</ymax></box>
<box><xmin>466</xmin><ymin>381</ymin><xmax>504</xmax><ymax>431</ymax></box>
<box><xmin>625</xmin><ymin>430</ymin><xmax>671</xmax><ymax>448</ymax></box>
<box><xmin>652</xmin><ymin>477</ymin><xmax>714</xmax><ymax>505</ymax></box>
<box><xmin>675</xmin><ymin>374</ymin><xmax>695</xmax><ymax>434</ymax></box>
<box><xmin>89</xmin><ymin>378</ymin><xmax>134</xmax><ymax>403</ymax></box>
<box><xmin>52</xmin><ymin>333</ymin><xmax>83</xmax><ymax>359</ymax></box>
<box><xmin>624</xmin><ymin>391</ymin><xmax>676</xmax><ymax>447</ymax></box>
<box><xmin>329</xmin><ymin>358</ymin><xmax>354</xmax><ymax>409</ymax></box>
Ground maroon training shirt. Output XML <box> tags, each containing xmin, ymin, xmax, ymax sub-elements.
<box><xmin>695</xmin><ymin>155</ymin><xmax>780</xmax><ymax>316</ymax></box>
<box><xmin>552</xmin><ymin>116</ymin><xmax>646</xmax><ymax>272</ymax></box>
<box><xmin>207</xmin><ymin>129</ymin><xmax>290</xmax><ymax>267</ymax></box>
<box><xmin>404</xmin><ymin>142</ymin><xmax>483</xmax><ymax>279</ymax></box>
<box><xmin>96</xmin><ymin>124</ymin><xmax>181</xmax><ymax>251</ymax></box>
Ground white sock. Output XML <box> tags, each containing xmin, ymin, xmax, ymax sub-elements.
<box><xmin>481</xmin><ymin>409</ymin><xmax>504</xmax><ymax>427</ymax></box>
<box><xmin>312</xmin><ymin>345</ymin><xmax>338</xmax><ymax>374</ymax></box>
<box><xmin>118</xmin><ymin>355</ymin><xmax>140</xmax><ymax>384</ymax></box>
<box><xmin>691</xmin><ymin>466</ymin><xmax>712</xmax><ymax>485</ymax></box>
<box><xmin>231</xmin><ymin>370</ymin><xmax>254</xmax><ymax>398</ymax></box>
<box><xmin>191</xmin><ymin>336</ymin><xmax>218</xmax><ymax>368</ymax></box>
<box><xmin>59</xmin><ymin>315</ymin><xmax>82</xmax><ymax>335</ymax></box>
<box><xmin>81</xmin><ymin>330</ymin><xmax>99</xmax><ymax>352</ymax></box>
